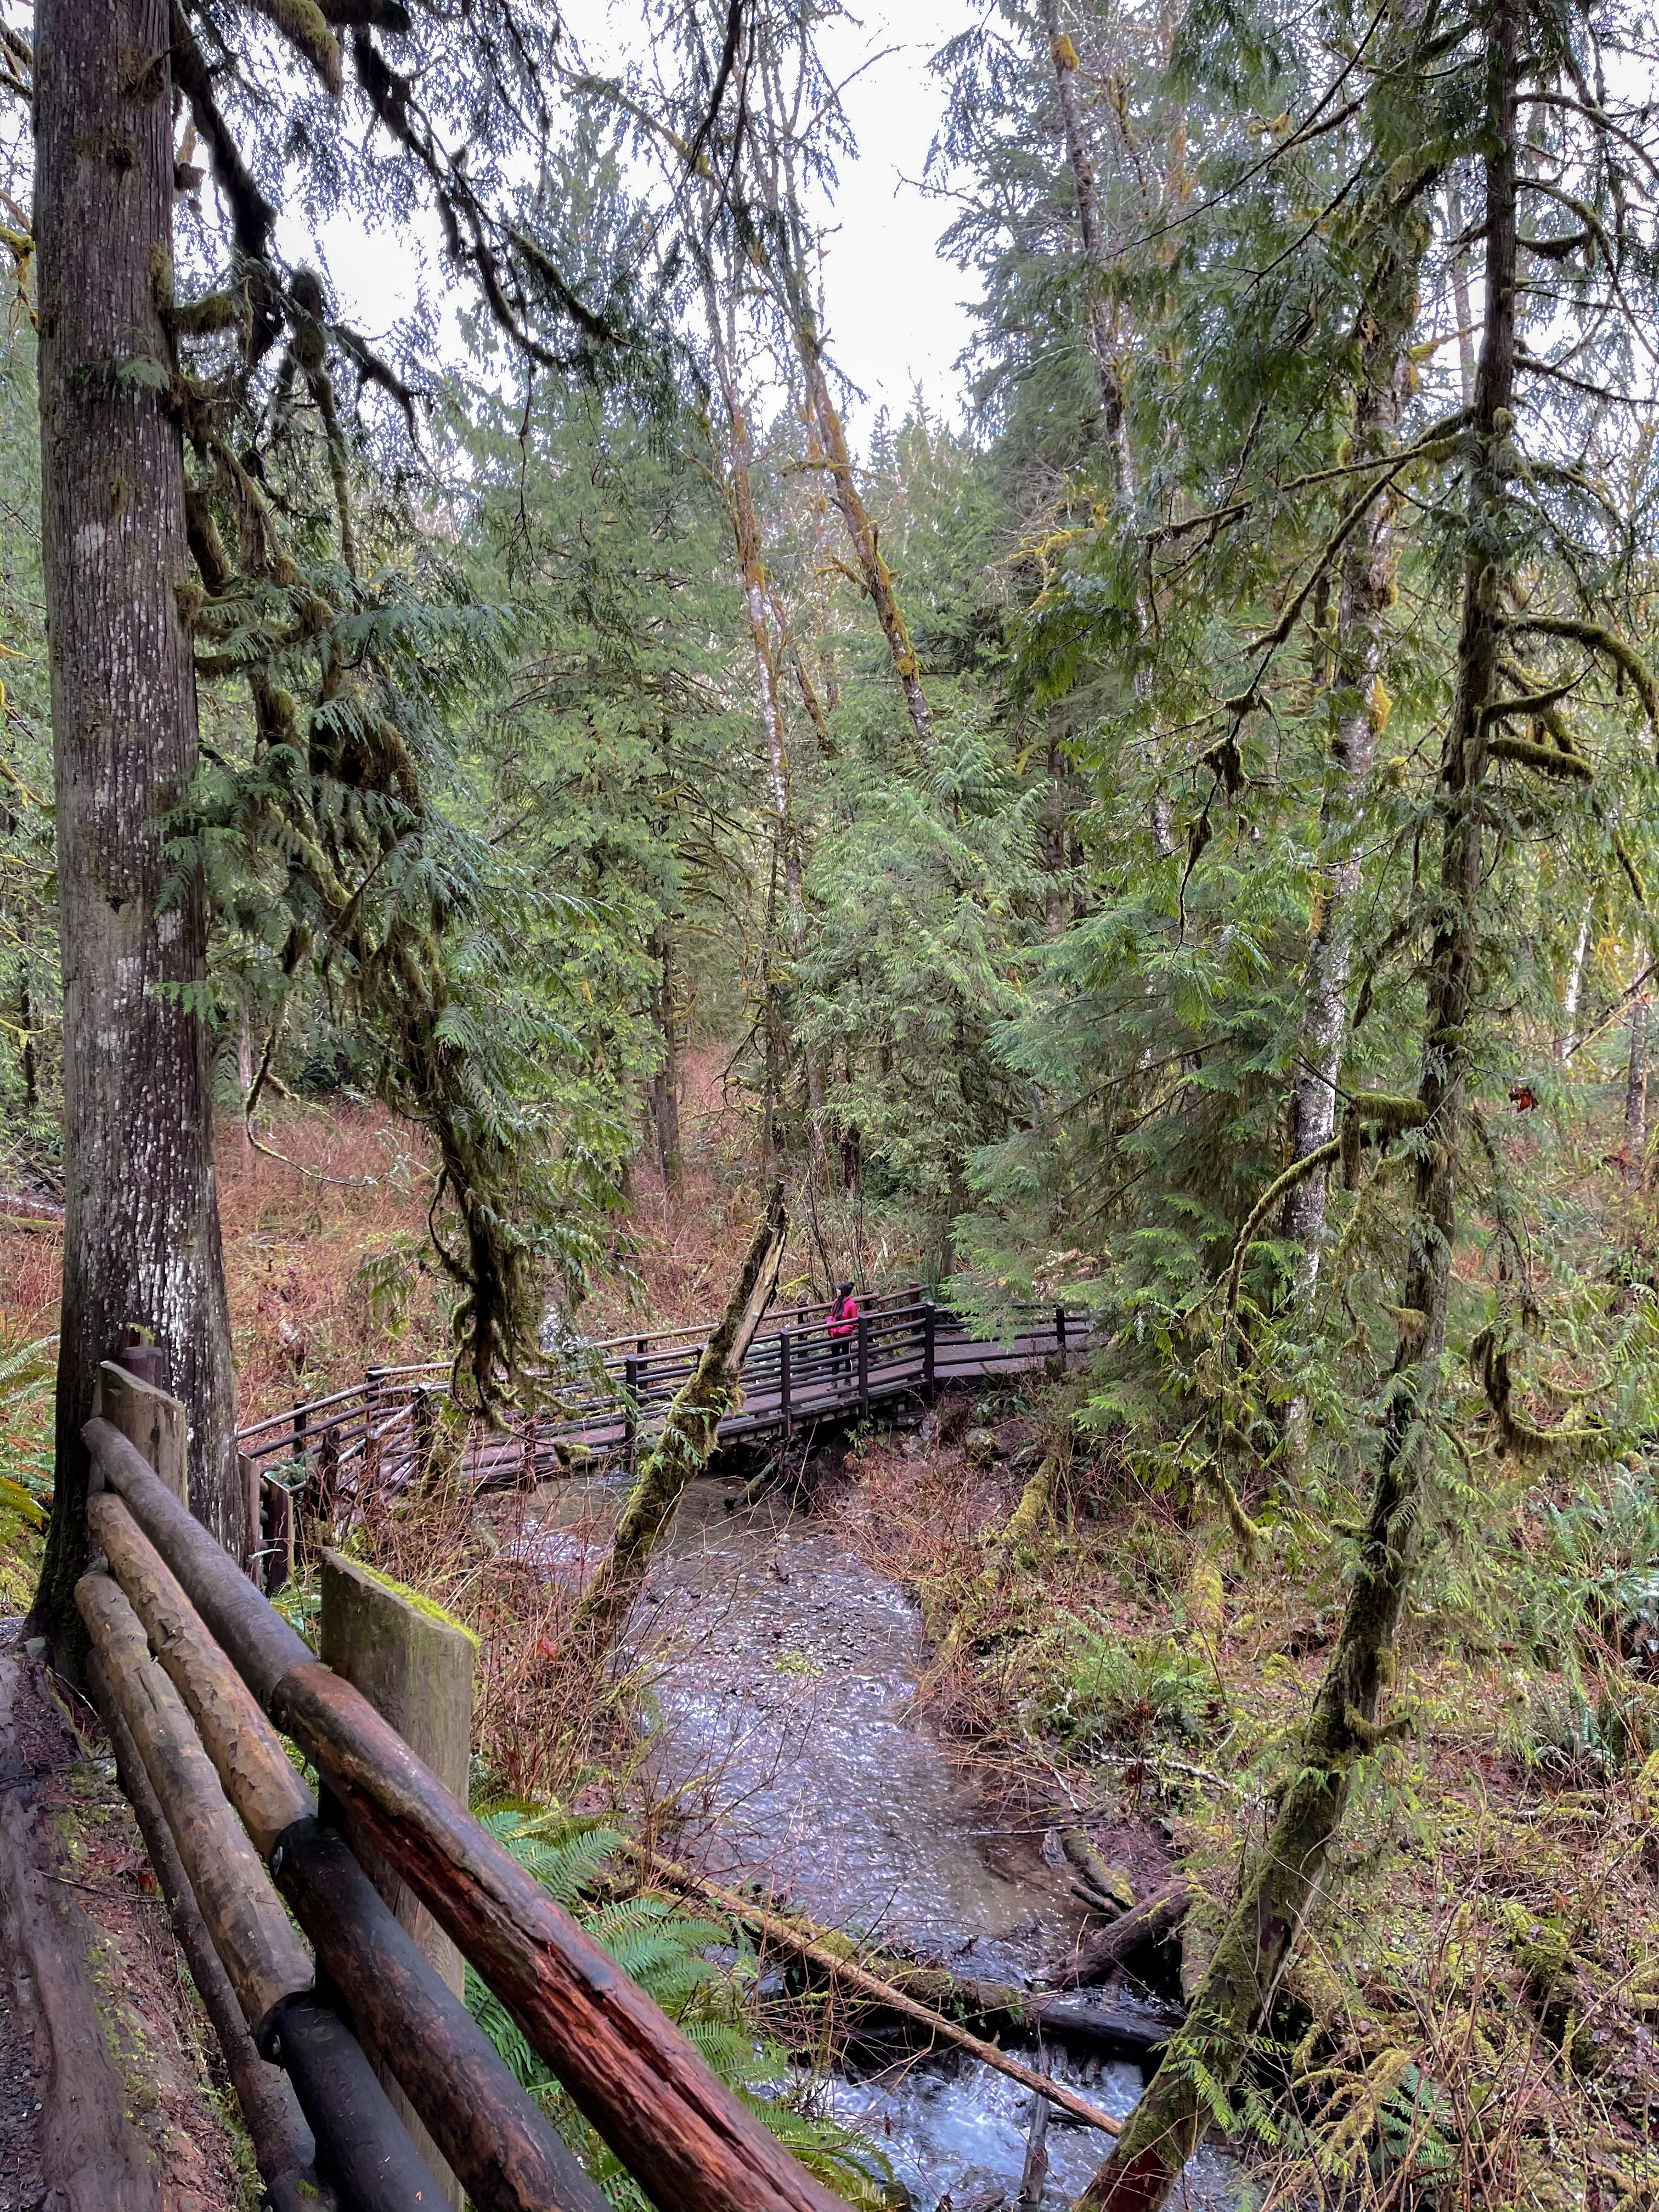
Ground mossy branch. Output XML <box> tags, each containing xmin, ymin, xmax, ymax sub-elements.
<box><xmin>1224</xmin><ymin>1137</ymin><xmax>1342</xmax><ymax>1322</ymax></box>
<box><xmin>1504</xmin><ymin>614</ymin><xmax>1659</xmax><ymax>731</ymax></box>
<box><xmin>564</xmin><ymin>1186</ymin><xmax>788</xmax><ymax>1671</ymax></box>
<box><xmin>1488</xmin><ymin>735</ymin><xmax>1594</xmax><ymax>781</ymax></box>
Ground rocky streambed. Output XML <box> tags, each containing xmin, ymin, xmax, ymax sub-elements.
<box><xmin>511</xmin><ymin>1464</ymin><xmax>1242</xmax><ymax>2210</ymax></box>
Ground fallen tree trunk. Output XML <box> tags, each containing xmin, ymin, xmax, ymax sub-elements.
<box><xmin>565</xmin><ymin>1184</ymin><xmax>787</xmax><ymax>1669</ymax></box>
<box><xmin>625</xmin><ymin>1845</ymin><xmax>1186</xmax><ymax>2103</ymax></box>
<box><xmin>627</xmin><ymin>1846</ymin><xmax>1121</xmax><ymax>2132</ymax></box>
<box><xmin>1054</xmin><ymin>1883</ymin><xmax>1192</xmax><ymax>1990</ymax></box>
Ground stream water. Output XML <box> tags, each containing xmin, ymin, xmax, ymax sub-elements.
<box><xmin>512</xmin><ymin>1471</ymin><xmax>1244</xmax><ymax>2210</ymax></box>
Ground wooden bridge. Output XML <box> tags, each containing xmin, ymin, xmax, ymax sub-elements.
<box><xmin>235</xmin><ymin>1291</ymin><xmax>1096</xmax><ymax>1584</ymax></box>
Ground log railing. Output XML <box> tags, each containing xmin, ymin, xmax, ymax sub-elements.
<box><xmin>236</xmin><ymin>1291</ymin><xmax>1096</xmax><ymax>1588</ymax></box>
<box><xmin>80</xmin><ymin>1410</ymin><xmax>854</xmax><ymax>2212</ymax></box>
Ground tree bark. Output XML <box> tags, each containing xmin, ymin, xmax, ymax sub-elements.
<box><xmin>766</xmin><ymin>221</ymin><xmax>935</xmax><ymax>756</ymax></box>
<box><xmin>1041</xmin><ymin>0</ymin><xmax>1132</xmax><ymax>489</ymax></box>
<box><xmin>33</xmin><ymin>0</ymin><xmax>239</xmax><ymax>1652</ymax></box>
<box><xmin>1282</xmin><ymin>279</ymin><xmax>1420</xmax><ymax>1297</ymax></box>
<box><xmin>647</xmin><ymin>923</ymin><xmax>684</xmax><ymax>1193</ymax></box>
<box><xmin>1079</xmin><ymin>11</ymin><xmax>1517</xmax><ymax>2202</ymax></box>
<box><xmin>1624</xmin><ymin>984</ymin><xmax>1649</xmax><ymax>1184</ymax></box>
<box><xmin>1558</xmin><ymin>896</ymin><xmax>1592</xmax><ymax>1059</ymax></box>
<box><xmin>1045</xmin><ymin>720</ymin><xmax>1070</xmax><ymax>939</ymax></box>
<box><xmin>1446</xmin><ymin>167</ymin><xmax>1477</xmax><ymax>407</ymax></box>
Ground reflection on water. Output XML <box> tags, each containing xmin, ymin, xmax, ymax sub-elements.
<box><xmin>514</xmin><ymin>1470</ymin><xmax>1245</xmax><ymax>2207</ymax></box>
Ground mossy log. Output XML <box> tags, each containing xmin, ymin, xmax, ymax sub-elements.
<box><xmin>567</xmin><ymin>1184</ymin><xmax>788</xmax><ymax>1667</ymax></box>
<box><xmin>933</xmin><ymin>1449</ymin><xmax>1059</xmax><ymax>1670</ymax></box>
<box><xmin>87</xmin><ymin>1491</ymin><xmax>312</xmax><ymax>1855</ymax></box>
<box><xmin>75</xmin><ymin>1570</ymin><xmax>314</xmax><ymax>2039</ymax></box>
<box><xmin>1055</xmin><ymin>1882</ymin><xmax>1192</xmax><ymax>1990</ymax></box>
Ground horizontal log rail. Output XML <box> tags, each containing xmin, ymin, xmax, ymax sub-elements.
<box><xmin>84</xmin><ymin>1413</ymin><xmax>856</xmax><ymax>2212</ymax></box>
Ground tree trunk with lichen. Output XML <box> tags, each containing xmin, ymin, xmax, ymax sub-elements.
<box><xmin>566</xmin><ymin>1188</ymin><xmax>788</xmax><ymax>1669</ymax></box>
<box><xmin>702</xmin><ymin>280</ymin><xmax>825</xmax><ymax>1140</ymax></box>
<box><xmin>1041</xmin><ymin>0</ymin><xmax>1132</xmax><ymax>489</ymax></box>
<box><xmin>770</xmin><ymin>236</ymin><xmax>933</xmax><ymax>757</ymax></box>
<box><xmin>1623</xmin><ymin>985</ymin><xmax>1648</xmax><ymax>1185</ymax></box>
<box><xmin>32</xmin><ymin>0</ymin><xmax>240</xmax><ymax>1658</ymax></box>
<box><xmin>647</xmin><ymin>924</ymin><xmax>684</xmax><ymax>1194</ymax></box>
<box><xmin>1282</xmin><ymin>269</ymin><xmax>1422</xmax><ymax>1300</ymax></box>
<box><xmin>1078</xmin><ymin>14</ymin><xmax>1516</xmax><ymax>2202</ymax></box>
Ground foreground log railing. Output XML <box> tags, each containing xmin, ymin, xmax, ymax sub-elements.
<box><xmin>236</xmin><ymin>1290</ymin><xmax>1098</xmax><ymax>1590</ymax></box>
<box><xmin>81</xmin><ymin>1411</ymin><xmax>855</xmax><ymax>2212</ymax></box>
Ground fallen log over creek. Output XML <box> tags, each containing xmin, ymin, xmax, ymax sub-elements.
<box><xmin>1053</xmin><ymin>1882</ymin><xmax>1193</xmax><ymax>1991</ymax></box>
<box><xmin>624</xmin><ymin>1844</ymin><xmax>1188</xmax><ymax>2126</ymax></box>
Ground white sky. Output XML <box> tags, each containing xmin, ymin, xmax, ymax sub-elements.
<box><xmin>292</xmin><ymin>2</ymin><xmax>983</xmax><ymax>449</ymax></box>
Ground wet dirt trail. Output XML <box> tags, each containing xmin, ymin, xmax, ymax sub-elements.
<box><xmin>516</xmin><ymin>1469</ymin><xmax>1240</xmax><ymax>2210</ymax></box>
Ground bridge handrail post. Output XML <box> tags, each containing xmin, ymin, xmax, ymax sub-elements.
<box><xmin>857</xmin><ymin>1311</ymin><xmax>870</xmax><ymax>1418</ymax></box>
<box><xmin>623</xmin><ymin>1355</ymin><xmax>639</xmax><ymax>1473</ymax></box>
<box><xmin>922</xmin><ymin>1300</ymin><xmax>936</xmax><ymax>1402</ymax></box>
<box><xmin>779</xmin><ymin>1330</ymin><xmax>792</xmax><ymax>1441</ymax></box>
<box><xmin>1056</xmin><ymin>1305</ymin><xmax>1067</xmax><ymax>1356</ymax></box>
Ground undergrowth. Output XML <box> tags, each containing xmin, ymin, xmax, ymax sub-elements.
<box><xmin>467</xmin><ymin>1804</ymin><xmax>896</xmax><ymax>2208</ymax></box>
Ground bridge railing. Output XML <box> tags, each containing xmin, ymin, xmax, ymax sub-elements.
<box><xmin>236</xmin><ymin>1293</ymin><xmax>1096</xmax><ymax>1590</ymax></box>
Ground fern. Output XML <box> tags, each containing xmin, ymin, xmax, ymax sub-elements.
<box><xmin>466</xmin><ymin>1805</ymin><xmax>897</xmax><ymax>2208</ymax></box>
<box><xmin>0</xmin><ymin>1331</ymin><xmax>56</xmax><ymax>1610</ymax></box>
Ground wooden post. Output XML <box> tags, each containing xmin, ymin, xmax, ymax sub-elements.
<box><xmin>922</xmin><ymin>1300</ymin><xmax>937</xmax><ymax>1402</ymax></box>
<box><xmin>1056</xmin><ymin>1305</ymin><xmax>1068</xmax><ymax>1355</ymax></box>
<box><xmin>241</xmin><ymin>1451</ymin><xmax>262</xmax><ymax>1585</ymax></box>
<box><xmin>363</xmin><ymin>1367</ymin><xmax>385</xmax><ymax>1489</ymax></box>
<box><xmin>412</xmin><ymin>1386</ymin><xmax>435</xmax><ymax>1482</ymax></box>
<box><xmin>320</xmin><ymin>1551</ymin><xmax>476</xmax><ymax>2210</ymax></box>
<box><xmin>95</xmin><ymin>1358</ymin><xmax>188</xmax><ymax>1507</ymax></box>
<box><xmin>779</xmin><ymin>1331</ymin><xmax>792</xmax><ymax>1441</ymax></box>
<box><xmin>262</xmin><ymin>1479</ymin><xmax>294</xmax><ymax>1600</ymax></box>
<box><xmin>307</xmin><ymin>1424</ymin><xmax>340</xmax><ymax>1548</ymax></box>
<box><xmin>623</xmin><ymin>1355</ymin><xmax>639</xmax><ymax>1472</ymax></box>
<box><xmin>857</xmin><ymin>1312</ymin><xmax>870</xmax><ymax>1418</ymax></box>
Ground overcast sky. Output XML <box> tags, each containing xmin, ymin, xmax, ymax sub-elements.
<box><xmin>289</xmin><ymin>2</ymin><xmax>984</xmax><ymax>448</ymax></box>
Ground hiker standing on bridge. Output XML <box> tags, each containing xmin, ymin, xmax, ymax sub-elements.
<box><xmin>827</xmin><ymin>1281</ymin><xmax>859</xmax><ymax>1384</ymax></box>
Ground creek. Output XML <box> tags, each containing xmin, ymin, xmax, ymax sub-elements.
<box><xmin>514</xmin><ymin>1468</ymin><xmax>1243</xmax><ymax>2210</ymax></box>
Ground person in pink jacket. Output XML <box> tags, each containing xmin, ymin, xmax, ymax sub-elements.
<box><xmin>827</xmin><ymin>1280</ymin><xmax>859</xmax><ymax>1385</ymax></box>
